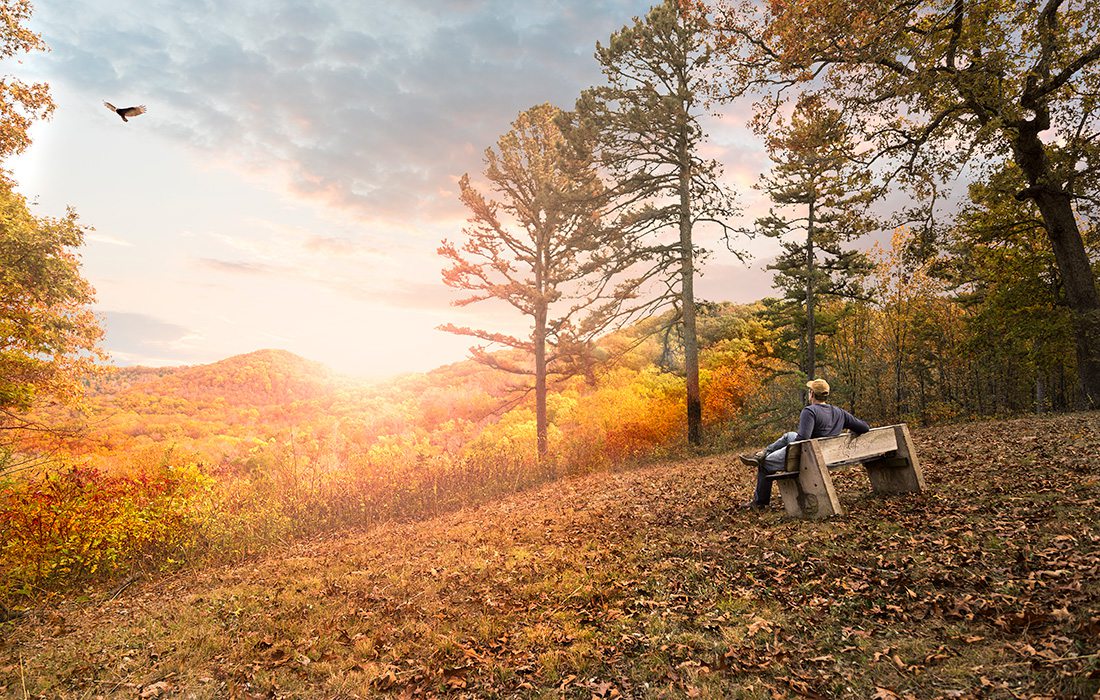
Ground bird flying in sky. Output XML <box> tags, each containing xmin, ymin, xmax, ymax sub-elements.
<box><xmin>104</xmin><ymin>102</ymin><xmax>147</xmax><ymax>122</ymax></box>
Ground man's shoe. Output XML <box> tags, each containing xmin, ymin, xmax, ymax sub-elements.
<box><xmin>740</xmin><ymin>500</ymin><xmax>766</xmax><ymax>511</ymax></box>
<box><xmin>738</xmin><ymin>450</ymin><xmax>765</xmax><ymax>467</ymax></box>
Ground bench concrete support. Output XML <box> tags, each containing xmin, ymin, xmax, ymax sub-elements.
<box><xmin>862</xmin><ymin>424</ymin><xmax>925</xmax><ymax>495</ymax></box>
<box><xmin>777</xmin><ymin>441</ymin><xmax>844</xmax><ymax>519</ymax></box>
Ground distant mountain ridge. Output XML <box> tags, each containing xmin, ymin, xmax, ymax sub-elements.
<box><xmin>48</xmin><ymin>304</ymin><xmax>758</xmax><ymax>468</ymax></box>
<box><xmin>94</xmin><ymin>349</ymin><xmax>344</xmax><ymax>407</ymax></box>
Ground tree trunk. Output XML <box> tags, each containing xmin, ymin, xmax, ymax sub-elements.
<box><xmin>1058</xmin><ymin>363</ymin><xmax>1069</xmax><ymax>409</ymax></box>
<box><xmin>918</xmin><ymin>370</ymin><xmax>927</xmax><ymax>419</ymax></box>
<box><xmin>805</xmin><ymin>199</ymin><xmax>816</xmax><ymax>379</ymax></box>
<box><xmin>972</xmin><ymin>363</ymin><xmax>983</xmax><ymax>415</ymax></box>
<box><xmin>534</xmin><ymin>309</ymin><xmax>548</xmax><ymax>461</ymax></box>
<box><xmin>1032</xmin><ymin>190</ymin><xmax>1100</xmax><ymax>408</ymax></box>
<box><xmin>679</xmin><ymin>128</ymin><xmax>701</xmax><ymax>445</ymax></box>
<box><xmin>894</xmin><ymin>320</ymin><xmax>904</xmax><ymax>419</ymax></box>
<box><xmin>1013</xmin><ymin>119</ymin><xmax>1100</xmax><ymax>408</ymax></box>
<box><xmin>534</xmin><ymin>235</ymin><xmax>549</xmax><ymax>462</ymax></box>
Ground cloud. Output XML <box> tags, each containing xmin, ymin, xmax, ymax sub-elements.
<box><xmin>86</xmin><ymin>233</ymin><xmax>133</xmax><ymax>246</ymax></box>
<box><xmin>696</xmin><ymin>261</ymin><xmax>779</xmax><ymax>305</ymax></box>
<box><xmin>302</xmin><ymin>235</ymin><xmax>358</xmax><ymax>255</ymax></box>
<box><xmin>36</xmin><ymin>0</ymin><xmax>658</xmax><ymax>223</ymax></box>
<box><xmin>99</xmin><ymin>310</ymin><xmax>206</xmax><ymax>365</ymax></box>
<box><xmin>369</xmin><ymin>280</ymin><xmax>464</xmax><ymax>311</ymax></box>
<box><xmin>197</xmin><ymin>258</ymin><xmax>288</xmax><ymax>275</ymax></box>
<box><xmin>35</xmin><ymin>1</ymin><xmax>782</xmax><ymax>357</ymax></box>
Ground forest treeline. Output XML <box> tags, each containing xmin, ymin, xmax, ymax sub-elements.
<box><xmin>2</xmin><ymin>0</ymin><xmax>1099</xmax><ymax>600</ymax></box>
<box><xmin>435</xmin><ymin>0</ymin><xmax>1098</xmax><ymax>457</ymax></box>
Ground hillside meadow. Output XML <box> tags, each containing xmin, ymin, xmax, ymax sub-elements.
<box><xmin>1</xmin><ymin>412</ymin><xmax>1097</xmax><ymax>698</ymax></box>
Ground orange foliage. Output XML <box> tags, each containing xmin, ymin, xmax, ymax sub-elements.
<box><xmin>701</xmin><ymin>338</ymin><xmax>764</xmax><ymax>425</ymax></box>
<box><xmin>3</xmin><ymin>304</ymin><xmax>782</xmax><ymax>599</ymax></box>
<box><xmin>0</xmin><ymin>464</ymin><xmax>213</xmax><ymax>591</ymax></box>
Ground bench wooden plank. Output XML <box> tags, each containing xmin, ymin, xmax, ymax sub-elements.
<box><xmin>783</xmin><ymin>426</ymin><xmax>899</xmax><ymax>472</ymax></box>
<box><xmin>764</xmin><ymin>470</ymin><xmax>800</xmax><ymax>481</ymax></box>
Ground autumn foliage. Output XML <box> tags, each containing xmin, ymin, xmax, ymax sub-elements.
<box><xmin>0</xmin><ymin>308</ymin><xmax>774</xmax><ymax>599</ymax></box>
<box><xmin>10</xmin><ymin>226</ymin><xmax>1083</xmax><ymax>602</ymax></box>
<box><xmin>0</xmin><ymin>464</ymin><xmax>212</xmax><ymax>590</ymax></box>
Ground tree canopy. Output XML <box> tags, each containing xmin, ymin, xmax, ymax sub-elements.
<box><xmin>577</xmin><ymin>0</ymin><xmax>739</xmax><ymax>444</ymax></box>
<box><xmin>0</xmin><ymin>178</ymin><xmax>103</xmax><ymax>486</ymax></box>
<box><xmin>0</xmin><ymin>182</ymin><xmax>102</xmax><ymax>415</ymax></box>
<box><xmin>753</xmin><ymin>94</ymin><xmax>875</xmax><ymax>378</ymax></box>
<box><xmin>711</xmin><ymin>0</ymin><xmax>1100</xmax><ymax>406</ymax></box>
<box><xmin>0</xmin><ymin>0</ymin><xmax>101</xmax><ymax>481</ymax></box>
<box><xmin>0</xmin><ymin>0</ymin><xmax>53</xmax><ymax>158</ymax></box>
<box><xmin>439</xmin><ymin>103</ymin><xmax>642</xmax><ymax>458</ymax></box>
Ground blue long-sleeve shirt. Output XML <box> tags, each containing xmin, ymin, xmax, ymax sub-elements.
<box><xmin>796</xmin><ymin>403</ymin><xmax>870</xmax><ymax>441</ymax></box>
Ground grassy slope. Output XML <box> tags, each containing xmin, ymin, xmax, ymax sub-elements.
<box><xmin>1</xmin><ymin>413</ymin><xmax>1098</xmax><ymax>699</ymax></box>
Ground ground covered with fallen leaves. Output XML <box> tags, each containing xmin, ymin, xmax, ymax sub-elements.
<box><xmin>2</xmin><ymin>412</ymin><xmax>1098</xmax><ymax>699</ymax></box>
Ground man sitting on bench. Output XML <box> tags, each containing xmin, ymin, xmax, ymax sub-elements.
<box><xmin>738</xmin><ymin>378</ymin><xmax>870</xmax><ymax>510</ymax></box>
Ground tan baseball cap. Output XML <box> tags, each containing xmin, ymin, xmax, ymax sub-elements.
<box><xmin>806</xmin><ymin>378</ymin><xmax>830</xmax><ymax>396</ymax></box>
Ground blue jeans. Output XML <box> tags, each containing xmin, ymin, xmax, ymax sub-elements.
<box><xmin>754</xmin><ymin>431</ymin><xmax>798</xmax><ymax>506</ymax></box>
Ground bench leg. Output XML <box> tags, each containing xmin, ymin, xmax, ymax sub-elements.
<box><xmin>778</xmin><ymin>442</ymin><xmax>844</xmax><ymax>519</ymax></box>
<box><xmin>864</xmin><ymin>424</ymin><xmax>925</xmax><ymax>494</ymax></box>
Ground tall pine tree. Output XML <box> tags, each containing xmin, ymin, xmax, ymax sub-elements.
<box><xmin>754</xmin><ymin>95</ymin><xmax>874</xmax><ymax>379</ymax></box>
<box><xmin>575</xmin><ymin>0</ymin><xmax>738</xmax><ymax>445</ymax></box>
<box><xmin>439</xmin><ymin>103</ymin><xmax>640</xmax><ymax>461</ymax></box>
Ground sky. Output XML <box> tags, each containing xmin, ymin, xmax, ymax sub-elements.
<box><xmin>5</xmin><ymin>0</ymin><xmax>781</xmax><ymax>379</ymax></box>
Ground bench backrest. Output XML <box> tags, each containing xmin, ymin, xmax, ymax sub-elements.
<box><xmin>783</xmin><ymin>426</ymin><xmax>900</xmax><ymax>471</ymax></box>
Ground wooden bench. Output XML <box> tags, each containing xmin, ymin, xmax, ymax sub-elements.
<box><xmin>764</xmin><ymin>424</ymin><xmax>924</xmax><ymax>519</ymax></box>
